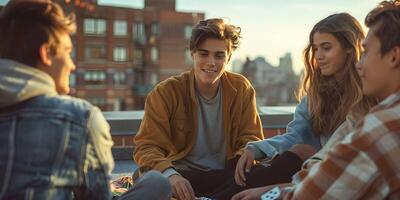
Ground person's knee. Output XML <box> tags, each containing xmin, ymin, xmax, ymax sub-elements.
<box><xmin>288</xmin><ymin>144</ymin><xmax>317</xmax><ymax>161</ymax></box>
<box><xmin>142</xmin><ymin>171</ymin><xmax>171</xmax><ymax>198</ymax></box>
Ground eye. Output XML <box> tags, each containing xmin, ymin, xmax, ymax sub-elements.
<box><xmin>321</xmin><ymin>46</ymin><xmax>331</xmax><ymax>51</ymax></box>
<box><xmin>216</xmin><ymin>54</ymin><xmax>226</xmax><ymax>59</ymax></box>
<box><xmin>199</xmin><ymin>52</ymin><xmax>208</xmax><ymax>57</ymax></box>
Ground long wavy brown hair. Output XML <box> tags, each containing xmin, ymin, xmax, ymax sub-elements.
<box><xmin>298</xmin><ymin>13</ymin><xmax>376</xmax><ymax>135</ymax></box>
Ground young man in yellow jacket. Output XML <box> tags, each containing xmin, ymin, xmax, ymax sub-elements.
<box><xmin>134</xmin><ymin>18</ymin><xmax>264</xmax><ymax>200</ymax></box>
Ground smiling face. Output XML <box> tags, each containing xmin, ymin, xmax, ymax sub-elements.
<box><xmin>313</xmin><ymin>32</ymin><xmax>349</xmax><ymax>76</ymax></box>
<box><xmin>192</xmin><ymin>38</ymin><xmax>230</xmax><ymax>89</ymax></box>
<box><xmin>40</xmin><ymin>33</ymin><xmax>76</xmax><ymax>95</ymax></box>
<box><xmin>51</xmin><ymin>33</ymin><xmax>75</xmax><ymax>94</ymax></box>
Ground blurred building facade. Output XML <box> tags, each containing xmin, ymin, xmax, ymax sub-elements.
<box><xmin>0</xmin><ymin>1</ymin><xmax>299</xmax><ymax>108</ymax></box>
<box><xmin>54</xmin><ymin>0</ymin><xmax>204</xmax><ymax>110</ymax></box>
<box><xmin>241</xmin><ymin>53</ymin><xmax>299</xmax><ymax>106</ymax></box>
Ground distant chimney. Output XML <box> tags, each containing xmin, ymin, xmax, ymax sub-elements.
<box><xmin>145</xmin><ymin>0</ymin><xmax>175</xmax><ymax>10</ymax></box>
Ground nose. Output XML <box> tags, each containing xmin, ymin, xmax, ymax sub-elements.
<box><xmin>71</xmin><ymin>62</ymin><xmax>76</xmax><ymax>71</ymax></box>
<box><xmin>207</xmin><ymin>56</ymin><xmax>216</xmax><ymax>66</ymax></box>
<box><xmin>316</xmin><ymin>49</ymin><xmax>324</xmax><ymax>61</ymax></box>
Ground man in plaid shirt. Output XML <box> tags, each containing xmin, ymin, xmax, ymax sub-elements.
<box><xmin>285</xmin><ymin>0</ymin><xmax>400</xmax><ymax>199</ymax></box>
<box><xmin>233</xmin><ymin>0</ymin><xmax>400</xmax><ymax>199</ymax></box>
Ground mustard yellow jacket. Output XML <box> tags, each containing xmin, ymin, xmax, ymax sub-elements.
<box><xmin>134</xmin><ymin>69</ymin><xmax>264</xmax><ymax>172</ymax></box>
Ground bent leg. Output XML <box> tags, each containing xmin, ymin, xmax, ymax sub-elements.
<box><xmin>119</xmin><ymin>170</ymin><xmax>171</xmax><ymax>200</ymax></box>
<box><xmin>212</xmin><ymin>148</ymin><xmax>311</xmax><ymax>199</ymax></box>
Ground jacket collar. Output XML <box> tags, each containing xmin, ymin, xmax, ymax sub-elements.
<box><xmin>372</xmin><ymin>90</ymin><xmax>400</xmax><ymax>112</ymax></box>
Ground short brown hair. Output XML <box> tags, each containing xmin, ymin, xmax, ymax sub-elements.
<box><xmin>189</xmin><ymin>18</ymin><xmax>241</xmax><ymax>53</ymax></box>
<box><xmin>0</xmin><ymin>0</ymin><xmax>75</xmax><ymax>67</ymax></box>
<box><xmin>365</xmin><ymin>0</ymin><xmax>400</xmax><ymax>55</ymax></box>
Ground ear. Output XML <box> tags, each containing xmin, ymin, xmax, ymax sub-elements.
<box><xmin>390</xmin><ymin>46</ymin><xmax>400</xmax><ymax>69</ymax></box>
<box><xmin>39</xmin><ymin>44</ymin><xmax>52</xmax><ymax>66</ymax></box>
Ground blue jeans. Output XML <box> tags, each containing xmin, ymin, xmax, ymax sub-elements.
<box><xmin>119</xmin><ymin>171</ymin><xmax>171</xmax><ymax>200</ymax></box>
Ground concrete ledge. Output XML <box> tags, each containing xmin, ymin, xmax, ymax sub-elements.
<box><xmin>104</xmin><ymin>106</ymin><xmax>295</xmax><ymax>135</ymax></box>
<box><xmin>103</xmin><ymin>111</ymin><xmax>144</xmax><ymax>136</ymax></box>
<box><xmin>112</xmin><ymin>146</ymin><xmax>134</xmax><ymax>160</ymax></box>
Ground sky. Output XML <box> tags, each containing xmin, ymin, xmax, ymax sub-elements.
<box><xmin>0</xmin><ymin>0</ymin><xmax>382</xmax><ymax>73</ymax></box>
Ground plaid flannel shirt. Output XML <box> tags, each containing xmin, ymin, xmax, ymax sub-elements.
<box><xmin>298</xmin><ymin>112</ymin><xmax>361</xmax><ymax>171</ymax></box>
<box><xmin>284</xmin><ymin>91</ymin><xmax>400</xmax><ymax>199</ymax></box>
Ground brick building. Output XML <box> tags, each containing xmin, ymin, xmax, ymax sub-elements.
<box><xmin>56</xmin><ymin>0</ymin><xmax>204</xmax><ymax>110</ymax></box>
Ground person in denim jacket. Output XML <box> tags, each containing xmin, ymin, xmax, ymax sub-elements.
<box><xmin>0</xmin><ymin>1</ymin><xmax>170</xmax><ymax>200</ymax></box>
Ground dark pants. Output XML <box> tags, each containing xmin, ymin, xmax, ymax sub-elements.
<box><xmin>210</xmin><ymin>151</ymin><xmax>303</xmax><ymax>200</ymax></box>
<box><xmin>177</xmin><ymin>168</ymin><xmax>235</xmax><ymax>198</ymax></box>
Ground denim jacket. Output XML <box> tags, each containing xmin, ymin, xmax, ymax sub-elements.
<box><xmin>248</xmin><ymin>97</ymin><xmax>323</xmax><ymax>160</ymax></box>
<box><xmin>0</xmin><ymin>59</ymin><xmax>114</xmax><ymax>200</ymax></box>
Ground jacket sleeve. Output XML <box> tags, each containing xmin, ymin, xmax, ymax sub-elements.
<box><xmin>87</xmin><ymin>106</ymin><xmax>115</xmax><ymax>175</ymax></box>
<box><xmin>85</xmin><ymin>106</ymin><xmax>114</xmax><ymax>199</ymax></box>
<box><xmin>248</xmin><ymin>97</ymin><xmax>321</xmax><ymax>159</ymax></box>
<box><xmin>234</xmin><ymin>85</ymin><xmax>264</xmax><ymax>156</ymax></box>
<box><xmin>133</xmin><ymin>87</ymin><xmax>177</xmax><ymax>172</ymax></box>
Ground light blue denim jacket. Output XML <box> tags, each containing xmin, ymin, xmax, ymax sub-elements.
<box><xmin>0</xmin><ymin>59</ymin><xmax>114</xmax><ymax>200</ymax></box>
<box><xmin>248</xmin><ymin>97</ymin><xmax>322</xmax><ymax>160</ymax></box>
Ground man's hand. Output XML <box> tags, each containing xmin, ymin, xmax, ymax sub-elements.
<box><xmin>235</xmin><ymin>148</ymin><xmax>255</xmax><ymax>186</ymax></box>
<box><xmin>168</xmin><ymin>174</ymin><xmax>195</xmax><ymax>200</ymax></box>
<box><xmin>231</xmin><ymin>186</ymin><xmax>272</xmax><ymax>200</ymax></box>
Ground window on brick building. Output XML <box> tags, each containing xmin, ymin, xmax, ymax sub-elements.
<box><xmin>133</xmin><ymin>48</ymin><xmax>143</xmax><ymax>65</ymax></box>
<box><xmin>84</xmin><ymin>18</ymin><xmax>106</xmax><ymax>35</ymax></box>
<box><xmin>112</xmin><ymin>98</ymin><xmax>125</xmax><ymax>111</ymax></box>
<box><xmin>113</xmin><ymin>47</ymin><xmax>127</xmax><ymax>62</ymax></box>
<box><xmin>84</xmin><ymin>70</ymin><xmax>106</xmax><ymax>86</ymax></box>
<box><xmin>114</xmin><ymin>20</ymin><xmax>127</xmax><ymax>36</ymax></box>
<box><xmin>151</xmin><ymin>23</ymin><xmax>159</xmax><ymax>36</ymax></box>
<box><xmin>151</xmin><ymin>47</ymin><xmax>158</xmax><ymax>63</ymax></box>
<box><xmin>133</xmin><ymin>22</ymin><xmax>146</xmax><ymax>44</ymax></box>
<box><xmin>113</xmin><ymin>71</ymin><xmax>126</xmax><ymax>86</ymax></box>
<box><xmin>85</xmin><ymin>45</ymin><xmax>107</xmax><ymax>61</ymax></box>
